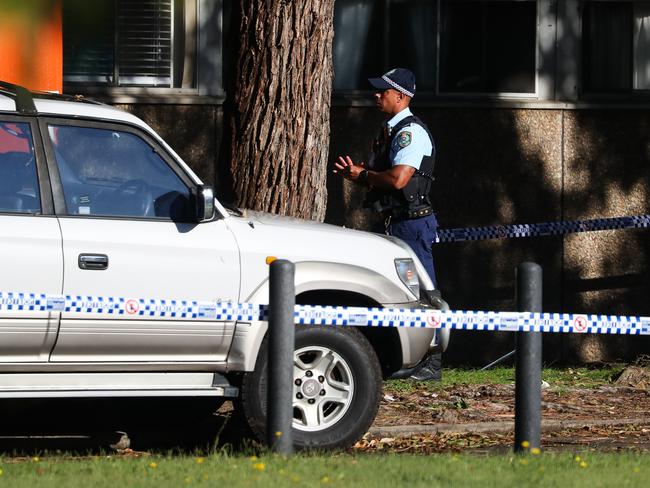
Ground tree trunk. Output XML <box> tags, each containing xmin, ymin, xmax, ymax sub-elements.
<box><xmin>228</xmin><ymin>0</ymin><xmax>334</xmax><ymax>221</ymax></box>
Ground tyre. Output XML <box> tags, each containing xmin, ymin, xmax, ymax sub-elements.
<box><xmin>239</xmin><ymin>325</ymin><xmax>382</xmax><ymax>450</ymax></box>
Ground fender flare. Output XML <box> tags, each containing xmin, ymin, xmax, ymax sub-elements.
<box><xmin>226</xmin><ymin>261</ymin><xmax>421</xmax><ymax>372</ymax></box>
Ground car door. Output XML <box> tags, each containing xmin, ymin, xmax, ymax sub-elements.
<box><xmin>40</xmin><ymin>118</ymin><xmax>240</xmax><ymax>364</ymax></box>
<box><xmin>0</xmin><ymin>116</ymin><xmax>62</xmax><ymax>363</ymax></box>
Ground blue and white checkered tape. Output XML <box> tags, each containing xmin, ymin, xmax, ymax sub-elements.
<box><xmin>435</xmin><ymin>214</ymin><xmax>650</xmax><ymax>243</ymax></box>
<box><xmin>2</xmin><ymin>291</ymin><xmax>650</xmax><ymax>336</ymax></box>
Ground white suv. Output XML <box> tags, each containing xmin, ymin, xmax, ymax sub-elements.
<box><xmin>0</xmin><ymin>82</ymin><xmax>448</xmax><ymax>449</ymax></box>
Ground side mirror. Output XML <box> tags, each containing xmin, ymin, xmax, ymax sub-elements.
<box><xmin>195</xmin><ymin>185</ymin><xmax>215</xmax><ymax>222</ymax></box>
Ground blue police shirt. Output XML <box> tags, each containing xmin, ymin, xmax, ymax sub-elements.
<box><xmin>386</xmin><ymin>108</ymin><xmax>432</xmax><ymax>170</ymax></box>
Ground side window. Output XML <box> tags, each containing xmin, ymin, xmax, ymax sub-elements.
<box><xmin>0</xmin><ymin>121</ymin><xmax>41</xmax><ymax>214</ymax></box>
<box><xmin>47</xmin><ymin>124</ymin><xmax>191</xmax><ymax>219</ymax></box>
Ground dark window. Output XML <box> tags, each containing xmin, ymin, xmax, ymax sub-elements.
<box><xmin>388</xmin><ymin>0</ymin><xmax>437</xmax><ymax>91</ymax></box>
<box><xmin>332</xmin><ymin>0</ymin><xmax>536</xmax><ymax>94</ymax></box>
<box><xmin>333</xmin><ymin>0</ymin><xmax>384</xmax><ymax>90</ymax></box>
<box><xmin>0</xmin><ymin>122</ymin><xmax>41</xmax><ymax>214</ymax></box>
<box><xmin>440</xmin><ymin>0</ymin><xmax>537</xmax><ymax>93</ymax></box>
<box><xmin>63</xmin><ymin>0</ymin><xmax>196</xmax><ymax>88</ymax></box>
<box><xmin>582</xmin><ymin>1</ymin><xmax>650</xmax><ymax>94</ymax></box>
<box><xmin>332</xmin><ymin>0</ymin><xmax>435</xmax><ymax>91</ymax></box>
<box><xmin>62</xmin><ymin>0</ymin><xmax>115</xmax><ymax>84</ymax></box>
<box><xmin>48</xmin><ymin>125</ymin><xmax>191</xmax><ymax>220</ymax></box>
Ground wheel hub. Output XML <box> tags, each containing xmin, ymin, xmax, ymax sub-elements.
<box><xmin>301</xmin><ymin>378</ymin><xmax>320</xmax><ymax>398</ymax></box>
<box><xmin>292</xmin><ymin>346</ymin><xmax>354</xmax><ymax>432</ymax></box>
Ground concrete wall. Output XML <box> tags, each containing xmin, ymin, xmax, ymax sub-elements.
<box><xmin>123</xmin><ymin>102</ymin><xmax>650</xmax><ymax>365</ymax></box>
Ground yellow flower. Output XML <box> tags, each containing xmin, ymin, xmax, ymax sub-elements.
<box><xmin>580</xmin><ymin>461</ymin><xmax>588</xmax><ymax>468</ymax></box>
<box><xmin>149</xmin><ymin>462</ymin><xmax>158</xmax><ymax>469</ymax></box>
<box><xmin>519</xmin><ymin>459</ymin><xmax>529</xmax><ymax>466</ymax></box>
<box><xmin>250</xmin><ymin>455</ymin><xmax>258</xmax><ymax>461</ymax></box>
<box><xmin>275</xmin><ymin>431</ymin><xmax>283</xmax><ymax>438</ymax></box>
<box><xmin>203</xmin><ymin>474</ymin><xmax>209</xmax><ymax>481</ymax></box>
<box><xmin>253</xmin><ymin>463</ymin><xmax>265</xmax><ymax>472</ymax></box>
<box><xmin>0</xmin><ymin>468</ymin><xmax>3</xmax><ymax>476</ymax></box>
<box><xmin>195</xmin><ymin>457</ymin><xmax>205</xmax><ymax>464</ymax></box>
<box><xmin>520</xmin><ymin>441</ymin><xmax>530</xmax><ymax>449</ymax></box>
<box><xmin>634</xmin><ymin>467</ymin><xmax>641</xmax><ymax>473</ymax></box>
<box><xmin>321</xmin><ymin>476</ymin><xmax>330</xmax><ymax>484</ymax></box>
<box><xmin>184</xmin><ymin>476</ymin><xmax>193</xmax><ymax>484</ymax></box>
<box><xmin>574</xmin><ymin>456</ymin><xmax>582</xmax><ymax>462</ymax></box>
<box><xmin>530</xmin><ymin>448</ymin><xmax>541</xmax><ymax>455</ymax></box>
<box><xmin>32</xmin><ymin>457</ymin><xmax>40</xmax><ymax>463</ymax></box>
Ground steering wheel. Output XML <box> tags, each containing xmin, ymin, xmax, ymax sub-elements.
<box><xmin>113</xmin><ymin>179</ymin><xmax>154</xmax><ymax>217</ymax></box>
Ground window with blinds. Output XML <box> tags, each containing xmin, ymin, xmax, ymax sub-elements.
<box><xmin>117</xmin><ymin>0</ymin><xmax>172</xmax><ymax>86</ymax></box>
<box><xmin>63</xmin><ymin>0</ymin><xmax>195</xmax><ymax>88</ymax></box>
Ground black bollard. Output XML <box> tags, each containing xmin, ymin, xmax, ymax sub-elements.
<box><xmin>514</xmin><ymin>262</ymin><xmax>542</xmax><ymax>453</ymax></box>
<box><xmin>267</xmin><ymin>259</ymin><xmax>295</xmax><ymax>455</ymax></box>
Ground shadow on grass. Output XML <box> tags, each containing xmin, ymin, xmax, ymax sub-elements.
<box><xmin>0</xmin><ymin>398</ymin><xmax>259</xmax><ymax>456</ymax></box>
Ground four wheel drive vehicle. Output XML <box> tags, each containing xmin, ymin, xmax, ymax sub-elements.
<box><xmin>0</xmin><ymin>81</ymin><xmax>449</xmax><ymax>450</ymax></box>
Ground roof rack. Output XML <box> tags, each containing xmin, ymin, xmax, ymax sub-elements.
<box><xmin>32</xmin><ymin>91</ymin><xmax>105</xmax><ymax>106</ymax></box>
<box><xmin>0</xmin><ymin>81</ymin><xmax>37</xmax><ymax>115</ymax></box>
<box><xmin>0</xmin><ymin>80</ymin><xmax>106</xmax><ymax>115</ymax></box>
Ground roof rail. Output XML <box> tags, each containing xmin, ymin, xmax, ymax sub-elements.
<box><xmin>0</xmin><ymin>81</ymin><xmax>37</xmax><ymax>115</ymax></box>
<box><xmin>0</xmin><ymin>80</ymin><xmax>107</xmax><ymax>114</ymax></box>
<box><xmin>33</xmin><ymin>91</ymin><xmax>105</xmax><ymax>106</ymax></box>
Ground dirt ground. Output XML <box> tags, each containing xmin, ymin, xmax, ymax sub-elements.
<box><xmin>2</xmin><ymin>369</ymin><xmax>649</xmax><ymax>455</ymax></box>
<box><xmin>376</xmin><ymin>383</ymin><xmax>650</xmax><ymax>427</ymax></box>
<box><xmin>355</xmin><ymin>370</ymin><xmax>650</xmax><ymax>453</ymax></box>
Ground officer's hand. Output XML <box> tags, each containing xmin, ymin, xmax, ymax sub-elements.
<box><xmin>333</xmin><ymin>155</ymin><xmax>365</xmax><ymax>180</ymax></box>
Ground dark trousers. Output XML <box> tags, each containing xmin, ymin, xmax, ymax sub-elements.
<box><xmin>388</xmin><ymin>213</ymin><xmax>438</xmax><ymax>288</ymax></box>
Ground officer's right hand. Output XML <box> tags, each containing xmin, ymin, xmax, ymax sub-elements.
<box><xmin>333</xmin><ymin>155</ymin><xmax>365</xmax><ymax>180</ymax></box>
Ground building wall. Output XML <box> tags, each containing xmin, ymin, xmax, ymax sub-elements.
<box><xmin>119</xmin><ymin>102</ymin><xmax>650</xmax><ymax>365</ymax></box>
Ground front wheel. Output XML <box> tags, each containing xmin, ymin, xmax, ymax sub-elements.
<box><xmin>239</xmin><ymin>325</ymin><xmax>382</xmax><ymax>450</ymax></box>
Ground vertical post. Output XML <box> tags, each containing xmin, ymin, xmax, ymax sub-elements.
<box><xmin>267</xmin><ymin>259</ymin><xmax>295</xmax><ymax>455</ymax></box>
<box><xmin>514</xmin><ymin>262</ymin><xmax>543</xmax><ymax>453</ymax></box>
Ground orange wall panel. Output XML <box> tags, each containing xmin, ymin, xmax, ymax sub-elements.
<box><xmin>0</xmin><ymin>0</ymin><xmax>62</xmax><ymax>93</ymax></box>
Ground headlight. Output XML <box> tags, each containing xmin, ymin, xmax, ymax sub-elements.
<box><xmin>395</xmin><ymin>258</ymin><xmax>420</xmax><ymax>298</ymax></box>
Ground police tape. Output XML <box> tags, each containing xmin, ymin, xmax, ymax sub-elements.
<box><xmin>435</xmin><ymin>214</ymin><xmax>650</xmax><ymax>244</ymax></box>
<box><xmin>2</xmin><ymin>291</ymin><xmax>649</xmax><ymax>336</ymax></box>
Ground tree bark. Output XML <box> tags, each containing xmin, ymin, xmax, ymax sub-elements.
<box><xmin>228</xmin><ymin>0</ymin><xmax>334</xmax><ymax>220</ymax></box>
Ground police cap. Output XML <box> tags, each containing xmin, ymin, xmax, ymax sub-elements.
<box><xmin>368</xmin><ymin>68</ymin><xmax>416</xmax><ymax>98</ymax></box>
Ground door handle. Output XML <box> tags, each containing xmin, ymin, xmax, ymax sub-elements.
<box><xmin>78</xmin><ymin>253</ymin><xmax>109</xmax><ymax>270</ymax></box>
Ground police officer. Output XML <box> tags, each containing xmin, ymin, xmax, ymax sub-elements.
<box><xmin>334</xmin><ymin>67</ymin><xmax>438</xmax><ymax>285</ymax></box>
<box><xmin>333</xmin><ymin>68</ymin><xmax>440</xmax><ymax>381</ymax></box>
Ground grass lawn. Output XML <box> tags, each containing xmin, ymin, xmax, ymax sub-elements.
<box><xmin>1</xmin><ymin>451</ymin><xmax>648</xmax><ymax>487</ymax></box>
<box><xmin>3</xmin><ymin>366</ymin><xmax>644</xmax><ymax>486</ymax></box>
<box><xmin>385</xmin><ymin>365</ymin><xmax>627</xmax><ymax>394</ymax></box>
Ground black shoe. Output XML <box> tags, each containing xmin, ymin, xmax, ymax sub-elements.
<box><xmin>408</xmin><ymin>353</ymin><xmax>442</xmax><ymax>381</ymax></box>
<box><xmin>409</xmin><ymin>366</ymin><xmax>441</xmax><ymax>381</ymax></box>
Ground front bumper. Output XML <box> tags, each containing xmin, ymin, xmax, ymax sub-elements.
<box><xmin>421</xmin><ymin>290</ymin><xmax>451</xmax><ymax>354</ymax></box>
<box><xmin>395</xmin><ymin>290</ymin><xmax>450</xmax><ymax>368</ymax></box>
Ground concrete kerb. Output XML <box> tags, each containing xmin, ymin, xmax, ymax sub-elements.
<box><xmin>368</xmin><ymin>417</ymin><xmax>649</xmax><ymax>438</ymax></box>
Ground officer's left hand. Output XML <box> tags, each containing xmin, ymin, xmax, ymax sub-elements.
<box><xmin>333</xmin><ymin>155</ymin><xmax>365</xmax><ymax>180</ymax></box>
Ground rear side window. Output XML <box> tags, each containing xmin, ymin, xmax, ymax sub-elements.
<box><xmin>48</xmin><ymin>124</ymin><xmax>191</xmax><ymax>220</ymax></box>
<box><xmin>0</xmin><ymin>121</ymin><xmax>41</xmax><ymax>214</ymax></box>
